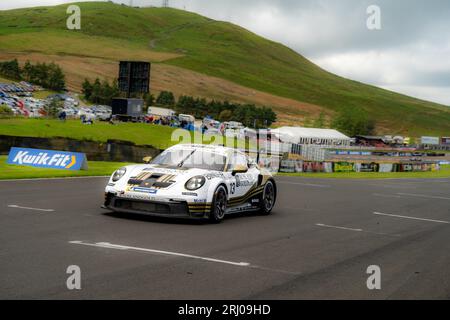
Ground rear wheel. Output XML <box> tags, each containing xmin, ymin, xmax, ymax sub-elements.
<box><xmin>259</xmin><ymin>180</ymin><xmax>276</xmax><ymax>215</ymax></box>
<box><xmin>209</xmin><ymin>185</ymin><xmax>227</xmax><ymax>223</ymax></box>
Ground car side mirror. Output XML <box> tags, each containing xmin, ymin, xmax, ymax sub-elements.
<box><xmin>143</xmin><ymin>156</ymin><xmax>153</xmax><ymax>164</ymax></box>
<box><xmin>232</xmin><ymin>165</ymin><xmax>248</xmax><ymax>176</ymax></box>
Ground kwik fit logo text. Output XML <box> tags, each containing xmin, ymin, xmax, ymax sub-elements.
<box><xmin>7</xmin><ymin>147</ymin><xmax>88</xmax><ymax>171</ymax></box>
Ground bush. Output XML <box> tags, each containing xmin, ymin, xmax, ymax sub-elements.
<box><xmin>218</xmin><ymin>109</ymin><xmax>233</xmax><ymax>122</ymax></box>
<box><xmin>156</xmin><ymin>91</ymin><xmax>175</xmax><ymax>106</ymax></box>
<box><xmin>0</xmin><ymin>104</ymin><xmax>13</xmax><ymax>117</ymax></box>
<box><xmin>44</xmin><ymin>99</ymin><xmax>63</xmax><ymax>118</ymax></box>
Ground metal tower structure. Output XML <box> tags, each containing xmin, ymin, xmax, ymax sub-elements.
<box><xmin>162</xmin><ymin>0</ymin><xmax>169</xmax><ymax>8</ymax></box>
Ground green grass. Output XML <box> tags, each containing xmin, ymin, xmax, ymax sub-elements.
<box><xmin>0</xmin><ymin>118</ymin><xmax>185</xmax><ymax>149</ymax></box>
<box><xmin>0</xmin><ymin>155</ymin><xmax>131</xmax><ymax>180</ymax></box>
<box><xmin>1</xmin><ymin>2</ymin><xmax>449</xmax><ymax>136</ymax></box>
<box><xmin>279</xmin><ymin>165</ymin><xmax>450</xmax><ymax>179</ymax></box>
<box><xmin>33</xmin><ymin>90</ymin><xmax>58</xmax><ymax>99</ymax></box>
<box><xmin>0</xmin><ymin>118</ymin><xmax>251</xmax><ymax>149</ymax></box>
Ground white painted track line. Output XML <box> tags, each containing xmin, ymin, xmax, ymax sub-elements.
<box><xmin>396</xmin><ymin>193</ymin><xmax>450</xmax><ymax>201</ymax></box>
<box><xmin>278</xmin><ymin>181</ymin><xmax>330</xmax><ymax>188</ymax></box>
<box><xmin>7</xmin><ymin>205</ymin><xmax>55</xmax><ymax>212</ymax></box>
<box><xmin>316</xmin><ymin>223</ymin><xmax>400</xmax><ymax>237</ymax></box>
<box><xmin>372</xmin><ymin>193</ymin><xmax>402</xmax><ymax>199</ymax></box>
<box><xmin>69</xmin><ymin>241</ymin><xmax>251</xmax><ymax>267</ymax></box>
<box><xmin>373</xmin><ymin>212</ymin><xmax>450</xmax><ymax>224</ymax></box>
<box><xmin>316</xmin><ymin>223</ymin><xmax>363</xmax><ymax>232</ymax></box>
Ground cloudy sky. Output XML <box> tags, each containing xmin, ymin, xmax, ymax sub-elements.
<box><xmin>2</xmin><ymin>0</ymin><xmax>450</xmax><ymax>106</ymax></box>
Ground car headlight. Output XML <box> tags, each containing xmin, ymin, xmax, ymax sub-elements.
<box><xmin>112</xmin><ymin>167</ymin><xmax>127</xmax><ymax>182</ymax></box>
<box><xmin>185</xmin><ymin>176</ymin><xmax>206</xmax><ymax>191</ymax></box>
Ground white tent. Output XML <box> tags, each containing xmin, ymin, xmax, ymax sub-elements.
<box><xmin>272</xmin><ymin>127</ymin><xmax>351</xmax><ymax>146</ymax></box>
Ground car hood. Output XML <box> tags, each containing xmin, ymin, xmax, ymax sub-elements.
<box><xmin>121</xmin><ymin>164</ymin><xmax>216</xmax><ymax>189</ymax></box>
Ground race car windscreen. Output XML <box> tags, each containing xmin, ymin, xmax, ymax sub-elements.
<box><xmin>151</xmin><ymin>149</ymin><xmax>227</xmax><ymax>171</ymax></box>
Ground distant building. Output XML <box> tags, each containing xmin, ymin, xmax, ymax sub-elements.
<box><xmin>272</xmin><ymin>127</ymin><xmax>351</xmax><ymax>147</ymax></box>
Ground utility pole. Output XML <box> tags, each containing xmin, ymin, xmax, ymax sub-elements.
<box><xmin>162</xmin><ymin>0</ymin><xmax>169</xmax><ymax>8</ymax></box>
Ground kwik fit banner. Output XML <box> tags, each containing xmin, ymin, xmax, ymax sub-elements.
<box><xmin>7</xmin><ymin>147</ymin><xmax>88</xmax><ymax>171</ymax></box>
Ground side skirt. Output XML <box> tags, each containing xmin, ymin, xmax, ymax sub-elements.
<box><xmin>225</xmin><ymin>197</ymin><xmax>261</xmax><ymax>214</ymax></box>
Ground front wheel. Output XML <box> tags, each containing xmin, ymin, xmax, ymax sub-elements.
<box><xmin>209</xmin><ymin>185</ymin><xmax>228</xmax><ymax>223</ymax></box>
<box><xmin>259</xmin><ymin>180</ymin><xmax>276</xmax><ymax>215</ymax></box>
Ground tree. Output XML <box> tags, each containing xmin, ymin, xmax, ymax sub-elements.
<box><xmin>1</xmin><ymin>59</ymin><xmax>67</xmax><ymax>91</ymax></box>
<box><xmin>218</xmin><ymin>109</ymin><xmax>233</xmax><ymax>122</ymax></box>
<box><xmin>32</xmin><ymin>62</ymin><xmax>50</xmax><ymax>87</ymax></box>
<box><xmin>90</xmin><ymin>78</ymin><xmax>102</xmax><ymax>103</ymax></box>
<box><xmin>82</xmin><ymin>79</ymin><xmax>93</xmax><ymax>100</ymax></box>
<box><xmin>332</xmin><ymin>107</ymin><xmax>375</xmax><ymax>136</ymax></box>
<box><xmin>100</xmin><ymin>79</ymin><xmax>112</xmax><ymax>103</ymax></box>
<box><xmin>22</xmin><ymin>60</ymin><xmax>33</xmax><ymax>81</ymax></box>
<box><xmin>144</xmin><ymin>93</ymin><xmax>155</xmax><ymax>107</ymax></box>
<box><xmin>156</xmin><ymin>91</ymin><xmax>175</xmax><ymax>106</ymax></box>
<box><xmin>109</xmin><ymin>79</ymin><xmax>120</xmax><ymax>102</ymax></box>
<box><xmin>0</xmin><ymin>59</ymin><xmax>21</xmax><ymax>80</ymax></box>
<box><xmin>47</xmin><ymin>63</ymin><xmax>66</xmax><ymax>91</ymax></box>
<box><xmin>82</xmin><ymin>78</ymin><xmax>119</xmax><ymax>105</ymax></box>
<box><xmin>260</xmin><ymin>106</ymin><xmax>277</xmax><ymax>127</ymax></box>
<box><xmin>175</xmin><ymin>94</ymin><xmax>277</xmax><ymax>128</ymax></box>
<box><xmin>44</xmin><ymin>99</ymin><xmax>63</xmax><ymax>118</ymax></box>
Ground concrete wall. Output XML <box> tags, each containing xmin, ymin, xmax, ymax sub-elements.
<box><xmin>0</xmin><ymin>135</ymin><xmax>161</xmax><ymax>163</ymax></box>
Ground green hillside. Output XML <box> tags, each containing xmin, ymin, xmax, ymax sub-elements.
<box><xmin>1</xmin><ymin>1</ymin><xmax>449</xmax><ymax>136</ymax></box>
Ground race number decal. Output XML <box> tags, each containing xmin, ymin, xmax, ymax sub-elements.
<box><xmin>230</xmin><ymin>183</ymin><xmax>236</xmax><ymax>195</ymax></box>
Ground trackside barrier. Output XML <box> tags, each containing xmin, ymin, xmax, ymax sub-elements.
<box><xmin>7</xmin><ymin>147</ymin><xmax>88</xmax><ymax>170</ymax></box>
<box><xmin>279</xmin><ymin>160</ymin><xmax>440</xmax><ymax>174</ymax></box>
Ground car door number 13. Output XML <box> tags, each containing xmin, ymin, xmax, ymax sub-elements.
<box><xmin>230</xmin><ymin>182</ymin><xmax>236</xmax><ymax>195</ymax></box>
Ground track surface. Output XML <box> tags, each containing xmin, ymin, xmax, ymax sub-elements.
<box><xmin>1</xmin><ymin>176</ymin><xmax>449</xmax><ymax>299</ymax></box>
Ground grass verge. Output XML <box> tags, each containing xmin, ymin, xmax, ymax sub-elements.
<box><xmin>0</xmin><ymin>155</ymin><xmax>131</xmax><ymax>180</ymax></box>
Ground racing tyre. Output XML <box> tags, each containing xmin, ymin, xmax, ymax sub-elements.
<box><xmin>259</xmin><ymin>180</ymin><xmax>276</xmax><ymax>215</ymax></box>
<box><xmin>209</xmin><ymin>185</ymin><xmax>227</xmax><ymax>223</ymax></box>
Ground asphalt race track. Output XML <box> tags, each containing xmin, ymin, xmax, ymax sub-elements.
<box><xmin>1</xmin><ymin>176</ymin><xmax>449</xmax><ymax>299</ymax></box>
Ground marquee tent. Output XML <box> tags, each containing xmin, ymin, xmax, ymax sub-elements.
<box><xmin>272</xmin><ymin>127</ymin><xmax>351</xmax><ymax>146</ymax></box>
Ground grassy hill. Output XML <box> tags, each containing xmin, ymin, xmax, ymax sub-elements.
<box><xmin>1</xmin><ymin>1</ymin><xmax>449</xmax><ymax>136</ymax></box>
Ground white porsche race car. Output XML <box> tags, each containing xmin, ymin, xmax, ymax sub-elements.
<box><xmin>103</xmin><ymin>144</ymin><xmax>277</xmax><ymax>223</ymax></box>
